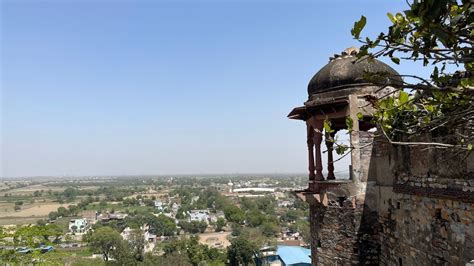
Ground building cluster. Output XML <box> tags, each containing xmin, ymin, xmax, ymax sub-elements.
<box><xmin>120</xmin><ymin>224</ymin><xmax>162</xmax><ymax>253</ymax></box>
<box><xmin>67</xmin><ymin>211</ymin><xmax>128</xmax><ymax>235</ymax></box>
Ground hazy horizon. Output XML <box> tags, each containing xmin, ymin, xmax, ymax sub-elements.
<box><xmin>1</xmin><ymin>0</ymin><xmax>429</xmax><ymax>178</ymax></box>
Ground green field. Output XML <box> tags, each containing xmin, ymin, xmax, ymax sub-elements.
<box><xmin>3</xmin><ymin>248</ymin><xmax>105</xmax><ymax>266</ymax></box>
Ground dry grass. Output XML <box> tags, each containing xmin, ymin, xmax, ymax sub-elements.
<box><xmin>198</xmin><ymin>231</ymin><xmax>231</xmax><ymax>248</ymax></box>
<box><xmin>4</xmin><ymin>184</ymin><xmax>64</xmax><ymax>196</ymax></box>
<box><xmin>0</xmin><ymin>202</ymin><xmax>71</xmax><ymax>218</ymax></box>
<box><xmin>0</xmin><ymin>217</ymin><xmax>42</xmax><ymax>226</ymax></box>
<box><xmin>124</xmin><ymin>192</ymin><xmax>169</xmax><ymax>200</ymax></box>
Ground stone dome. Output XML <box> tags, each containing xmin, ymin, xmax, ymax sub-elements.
<box><xmin>307</xmin><ymin>48</ymin><xmax>402</xmax><ymax>97</ymax></box>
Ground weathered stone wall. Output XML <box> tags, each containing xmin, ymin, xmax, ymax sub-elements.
<box><xmin>307</xmin><ymin>131</ymin><xmax>474</xmax><ymax>265</ymax></box>
<box><xmin>371</xmin><ymin>135</ymin><xmax>474</xmax><ymax>265</ymax></box>
<box><xmin>301</xmin><ymin>83</ymin><xmax>473</xmax><ymax>265</ymax></box>
<box><xmin>310</xmin><ymin>195</ymin><xmax>363</xmax><ymax>265</ymax></box>
<box><xmin>308</xmin><ymin>130</ymin><xmax>381</xmax><ymax>265</ymax></box>
<box><xmin>308</xmin><ymin>190</ymin><xmax>383</xmax><ymax>265</ymax></box>
<box><xmin>377</xmin><ymin>190</ymin><xmax>474</xmax><ymax>265</ymax></box>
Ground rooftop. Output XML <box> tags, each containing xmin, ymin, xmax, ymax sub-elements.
<box><xmin>307</xmin><ymin>47</ymin><xmax>402</xmax><ymax>97</ymax></box>
<box><xmin>277</xmin><ymin>245</ymin><xmax>311</xmax><ymax>265</ymax></box>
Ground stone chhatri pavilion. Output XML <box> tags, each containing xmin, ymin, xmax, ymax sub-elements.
<box><xmin>288</xmin><ymin>47</ymin><xmax>474</xmax><ymax>265</ymax></box>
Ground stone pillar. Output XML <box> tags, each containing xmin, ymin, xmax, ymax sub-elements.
<box><xmin>349</xmin><ymin>95</ymin><xmax>361</xmax><ymax>182</ymax></box>
<box><xmin>326</xmin><ymin>131</ymin><xmax>336</xmax><ymax>180</ymax></box>
<box><xmin>307</xmin><ymin>125</ymin><xmax>316</xmax><ymax>191</ymax></box>
<box><xmin>313</xmin><ymin>119</ymin><xmax>324</xmax><ymax>181</ymax></box>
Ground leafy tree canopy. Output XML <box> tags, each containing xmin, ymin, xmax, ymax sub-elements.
<box><xmin>227</xmin><ymin>235</ymin><xmax>257</xmax><ymax>266</ymax></box>
<box><xmin>352</xmin><ymin>0</ymin><xmax>473</xmax><ymax>151</ymax></box>
<box><xmin>84</xmin><ymin>226</ymin><xmax>124</xmax><ymax>262</ymax></box>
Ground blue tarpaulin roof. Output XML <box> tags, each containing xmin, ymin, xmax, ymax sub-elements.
<box><xmin>277</xmin><ymin>246</ymin><xmax>311</xmax><ymax>265</ymax></box>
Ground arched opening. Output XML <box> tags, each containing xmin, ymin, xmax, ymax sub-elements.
<box><xmin>323</xmin><ymin>129</ymin><xmax>351</xmax><ymax>180</ymax></box>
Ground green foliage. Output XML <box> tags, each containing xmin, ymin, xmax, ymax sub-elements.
<box><xmin>227</xmin><ymin>235</ymin><xmax>257</xmax><ymax>266</ymax></box>
<box><xmin>36</xmin><ymin>219</ymin><xmax>47</xmax><ymax>226</ymax></box>
<box><xmin>99</xmin><ymin>200</ymin><xmax>107</xmax><ymax>207</ymax></box>
<box><xmin>57</xmin><ymin>206</ymin><xmax>68</xmax><ymax>217</ymax></box>
<box><xmin>49</xmin><ymin>211</ymin><xmax>59</xmax><ymax>220</ymax></box>
<box><xmin>150</xmin><ymin>252</ymin><xmax>192</xmax><ymax>266</ymax></box>
<box><xmin>0</xmin><ymin>249</ymin><xmax>30</xmax><ymax>264</ymax></box>
<box><xmin>0</xmin><ymin>227</ymin><xmax>6</xmax><ymax>240</ymax></box>
<box><xmin>260</xmin><ymin>222</ymin><xmax>279</xmax><ymax>237</ymax></box>
<box><xmin>281</xmin><ymin>209</ymin><xmax>304</xmax><ymax>223</ymax></box>
<box><xmin>293</xmin><ymin>198</ymin><xmax>309</xmax><ymax>211</ymax></box>
<box><xmin>125</xmin><ymin>213</ymin><xmax>177</xmax><ymax>236</ymax></box>
<box><xmin>216</xmin><ymin>217</ymin><xmax>226</xmax><ymax>232</ymax></box>
<box><xmin>351</xmin><ymin>15</ymin><xmax>366</xmax><ymax>39</ymax></box>
<box><xmin>323</xmin><ymin>119</ymin><xmax>335</xmax><ymax>133</ymax></box>
<box><xmin>294</xmin><ymin>220</ymin><xmax>311</xmax><ymax>244</ymax></box>
<box><xmin>179</xmin><ymin>220</ymin><xmax>208</xmax><ymax>234</ymax></box>
<box><xmin>63</xmin><ymin>187</ymin><xmax>78</xmax><ymax>202</ymax></box>
<box><xmin>352</xmin><ymin>0</ymin><xmax>473</xmax><ymax>150</ymax></box>
<box><xmin>224</xmin><ymin>205</ymin><xmax>245</xmax><ymax>225</ymax></box>
<box><xmin>194</xmin><ymin>187</ymin><xmax>220</xmax><ymax>209</ymax></box>
<box><xmin>47</xmin><ymin>196</ymin><xmax>97</xmax><ymax>222</ymax></box>
<box><xmin>128</xmin><ymin>229</ymin><xmax>146</xmax><ymax>262</ymax></box>
<box><xmin>175</xmin><ymin>207</ymin><xmax>187</xmax><ymax>219</ymax></box>
<box><xmin>375</xmin><ymin>83</ymin><xmax>472</xmax><ymax>145</ymax></box>
<box><xmin>84</xmin><ymin>226</ymin><xmax>124</xmax><ymax>262</ymax></box>
<box><xmin>255</xmin><ymin>196</ymin><xmax>277</xmax><ymax>215</ymax></box>
<box><xmin>345</xmin><ymin>117</ymin><xmax>354</xmax><ymax>133</ymax></box>
<box><xmin>13</xmin><ymin>224</ymin><xmax>63</xmax><ymax>247</ymax></box>
<box><xmin>122</xmin><ymin>197</ymin><xmax>140</xmax><ymax>207</ymax></box>
<box><xmin>150</xmin><ymin>214</ymin><xmax>178</xmax><ymax>236</ymax></box>
<box><xmin>239</xmin><ymin>197</ymin><xmax>257</xmax><ymax>211</ymax></box>
<box><xmin>245</xmin><ymin>209</ymin><xmax>266</xmax><ymax>227</ymax></box>
<box><xmin>186</xmin><ymin>236</ymin><xmax>207</xmax><ymax>265</ymax></box>
<box><xmin>162</xmin><ymin>236</ymin><xmax>227</xmax><ymax>266</ymax></box>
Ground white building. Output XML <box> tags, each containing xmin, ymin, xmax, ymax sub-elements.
<box><xmin>188</xmin><ymin>210</ymin><xmax>209</xmax><ymax>223</ymax></box>
<box><xmin>278</xmin><ymin>200</ymin><xmax>293</xmax><ymax>208</ymax></box>
<box><xmin>121</xmin><ymin>225</ymin><xmax>156</xmax><ymax>253</ymax></box>
<box><xmin>232</xmin><ymin>188</ymin><xmax>275</xmax><ymax>193</ymax></box>
<box><xmin>171</xmin><ymin>202</ymin><xmax>180</xmax><ymax>214</ymax></box>
<box><xmin>154</xmin><ymin>200</ymin><xmax>165</xmax><ymax>212</ymax></box>
<box><xmin>69</xmin><ymin>218</ymin><xmax>88</xmax><ymax>234</ymax></box>
<box><xmin>120</xmin><ymin>227</ymin><xmax>133</xmax><ymax>241</ymax></box>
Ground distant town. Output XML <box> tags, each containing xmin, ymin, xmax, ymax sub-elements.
<box><xmin>0</xmin><ymin>175</ymin><xmax>315</xmax><ymax>265</ymax></box>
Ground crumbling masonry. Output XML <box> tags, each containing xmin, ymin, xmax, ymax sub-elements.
<box><xmin>288</xmin><ymin>48</ymin><xmax>474</xmax><ymax>265</ymax></box>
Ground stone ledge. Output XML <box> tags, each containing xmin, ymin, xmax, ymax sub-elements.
<box><xmin>393</xmin><ymin>183</ymin><xmax>474</xmax><ymax>203</ymax></box>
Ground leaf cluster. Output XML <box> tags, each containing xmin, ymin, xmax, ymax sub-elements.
<box><xmin>351</xmin><ymin>0</ymin><xmax>473</xmax><ymax>151</ymax></box>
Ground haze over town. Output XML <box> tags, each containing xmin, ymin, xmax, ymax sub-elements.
<box><xmin>1</xmin><ymin>0</ymin><xmax>416</xmax><ymax>178</ymax></box>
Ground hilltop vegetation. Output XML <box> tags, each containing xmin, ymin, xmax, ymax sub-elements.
<box><xmin>0</xmin><ymin>175</ymin><xmax>309</xmax><ymax>265</ymax></box>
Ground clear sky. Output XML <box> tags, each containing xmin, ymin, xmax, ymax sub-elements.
<box><xmin>1</xmin><ymin>0</ymin><xmax>422</xmax><ymax>177</ymax></box>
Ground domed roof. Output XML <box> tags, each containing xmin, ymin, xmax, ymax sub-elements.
<box><xmin>307</xmin><ymin>48</ymin><xmax>402</xmax><ymax>97</ymax></box>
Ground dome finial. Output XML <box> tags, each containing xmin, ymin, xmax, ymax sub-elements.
<box><xmin>329</xmin><ymin>47</ymin><xmax>360</xmax><ymax>61</ymax></box>
<box><xmin>342</xmin><ymin>46</ymin><xmax>359</xmax><ymax>56</ymax></box>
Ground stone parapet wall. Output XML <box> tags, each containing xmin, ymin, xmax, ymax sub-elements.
<box><xmin>396</xmin><ymin>176</ymin><xmax>474</xmax><ymax>191</ymax></box>
<box><xmin>393</xmin><ymin>175</ymin><xmax>474</xmax><ymax>203</ymax></box>
<box><xmin>311</xmin><ymin>195</ymin><xmax>363</xmax><ymax>265</ymax></box>
<box><xmin>303</xmin><ymin>117</ymin><xmax>473</xmax><ymax>265</ymax></box>
<box><xmin>309</xmin><ymin>190</ymin><xmax>382</xmax><ymax>265</ymax></box>
<box><xmin>371</xmin><ymin>132</ymin><xmax>474</xmax><ymax>265</ymax></box>
<box><xmin>378</xmin><ymin>192</ymin><xmax>474</xmax><ymax>265</ymax></box>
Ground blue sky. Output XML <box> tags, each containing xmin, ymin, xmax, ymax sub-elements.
<box><xmin>2</xmin><ymin>0</ymin><xmax>421</xmax><ymax>177</ymax></box>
